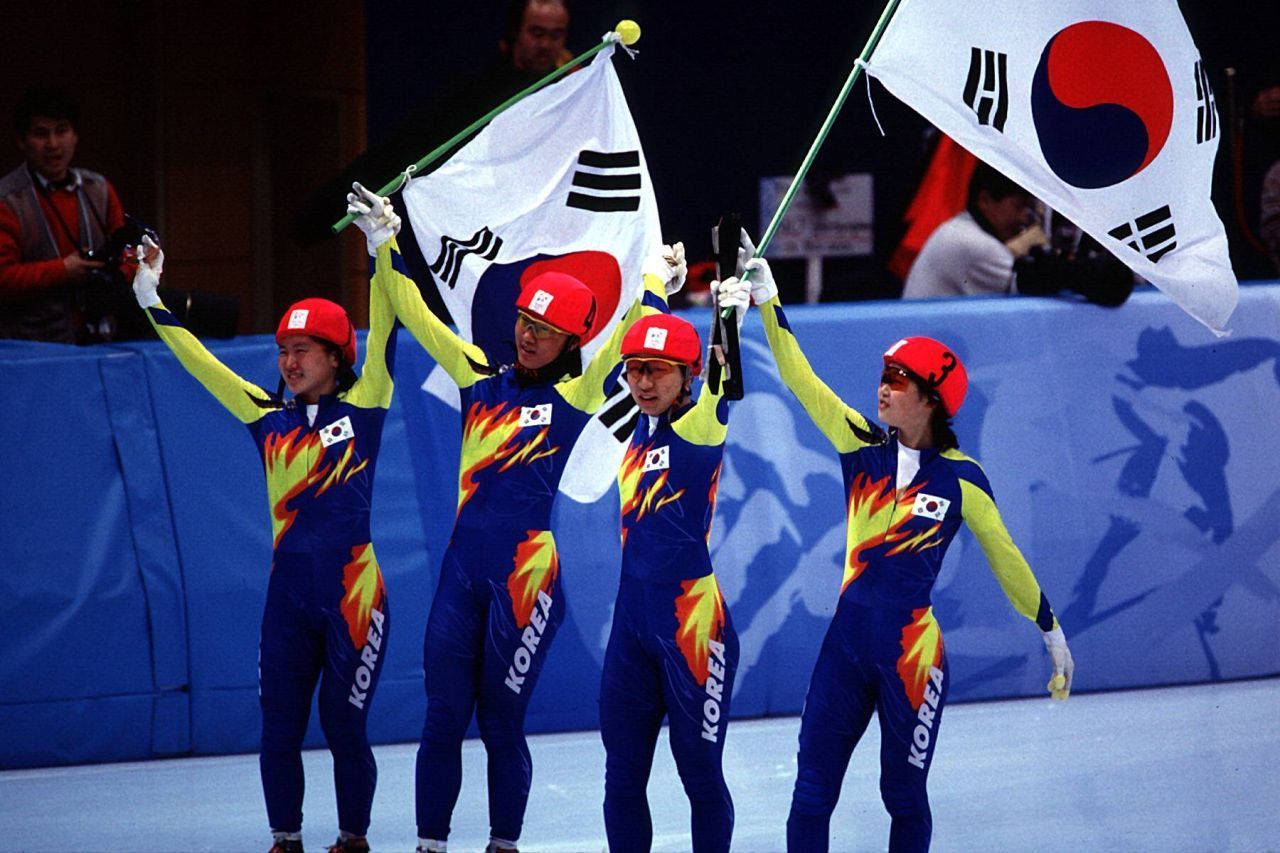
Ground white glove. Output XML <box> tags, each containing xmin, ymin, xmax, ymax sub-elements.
<box><xmin>347</xmin><ymin>182</ymin><xmax>401</xmax><ymax>256</ymax></box>
<box><xmin>710</xmin><ymin>276</ymin><xmax>750</xmax><ymax>329</ymax></box>
<box><xmin>642</xmin><ymin>242</ymin><xmax>687</xmax><ymax>296</ymax></box>
<box><xmin>743</xmin><ymin>258</ymin><xmax>778</xmax><ymax>305</ymax></box>
<box><xmin>1042</xmin><ymin>626</ymin><xmax>1074</xmax><ymax>701</ymax></box>
<box><xmin>133</xmin><ymin>235</ymin><xmax>163</xmax><ymax>308</ymax></box>
<box><xmin>737</xmin><ymin>229</ymin><xmax>778</xmax><ymax>304</ymax></box>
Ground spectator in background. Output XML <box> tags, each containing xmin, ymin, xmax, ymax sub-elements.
<box><xmin>502</xmin><ymin>0</ymin><xmax>571</xmax><ymax>74</ymax></box>
<box><xmin>1253</xmin><ymin>84</ymin><xmax>1280</xmax><ymax>123</ymax></box>
<box><xmin>901</xmin><ymin>161</ymin><xmax>1046</xmax><ymax>299</ymax></box>
<box><xmin>1262</xmin><ymin>159</ymin><xmax>1280</xmax><ymax>275</ymax></box>
<box><xmin>901</xmin><ymin>160</ymin><xmax>1134</xmax><ymax>307</ymax></box>
<box><xmin>0</xmin><ymin>88</ymin><xmax>128</xmax><ymax>342</ymax></box>
<box><xmin>290</xmin><ymin>0</ymin><xmax>573</xmax><ymax>251</ymax></box>
<box><xmin>1254</xmin><ymin>84</ymin><xmax>1280</xmax><ymax>276</ymax></box>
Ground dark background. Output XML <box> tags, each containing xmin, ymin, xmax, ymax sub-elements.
<box><xmin>365</xmin><ymin>1</ymin><xmax>1280</xmax><ymax>298</ymax></box>
<box><xmin>3</xmin><ymin>1</ymin><xmax>1277</xmax><ymax>333</ymax></box>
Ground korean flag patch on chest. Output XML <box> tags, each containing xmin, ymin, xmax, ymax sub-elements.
<box><xmin>643</xmin><ymin>445</ymin><xmax>670</xmax><ymax>472</ymax></box>
<box><xmin>320</xmin><ymin>415</ymin><xmax>355</xmax><ymax>447</ymax></box>
<box><xmin>520</xmin><ymin>403</ymin><xmax>553</xmax><ymax>428</ymax></box>
<box><xmin>911</xmin><ymin>492</ymin><xmax>950</xmax><ymax>521</ymax></box>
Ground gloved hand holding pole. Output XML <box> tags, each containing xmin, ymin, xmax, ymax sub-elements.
<box><xmin>720</xmin><ymin>0</ymin><xmax>906</xmax><ymax>318</ymax></box>
<box><xmin>347</xmin><ymin>183</ymin><xmax>402</xmax><ymax>256</ymax></box>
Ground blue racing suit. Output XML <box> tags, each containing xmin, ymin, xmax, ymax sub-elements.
<box><xmin>760</xmin><ymin>297</ymin><xmax>1061</xmax><ymax>853</ymax></box>
<box><xmin>601</xmin><ymin>367</ymin><xmax>739</xmax><ymax>853</ymax></box>
<box><xmin>144</xmin><ymin>264</ymin><xmax>398</xmax><ymax>838</ymax></box>
<box><xmin>376</xmin><ymin>237</ymin><xmax>665</xmax><ymax>844</ymax></box>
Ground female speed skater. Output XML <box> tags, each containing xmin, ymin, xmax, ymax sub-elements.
<box><xmin>359</xmin><ymin>185</ymin><xmax>678</xmax><ymax>853</ymax></box>
<box><xmin>132</xmin><ymin>186</ymin><xmax>405</xmax><ymax>853</ymax></box>
<box><xmin>598</xmin><ymin>271</ymin><xmax>752</xmax><ymax>853</ymax></box>
<box><xmin>740</xmin><ymin>247</ymin><xmax>1075</xmax><ymax>852</ymax></box>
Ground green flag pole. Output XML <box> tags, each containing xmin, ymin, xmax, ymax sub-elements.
<box><xmin>331</xmin><ymin>21</ymin><xmax>642</xmax><ymax>234</ymax></box>
<box><xmin>724</xmin><ymin>0</ymin><xmax>904</xmax><ymax>316</ymax></box>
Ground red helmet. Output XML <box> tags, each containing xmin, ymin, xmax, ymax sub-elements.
<box><xmin>276</xmin><ymin>298</ymin><xmax>356</xmax><ymax>367</ymax></box>
<box><xmin>621</xmin><ymin>314</ymin><xmax>703</xmax><ymax>376</ymax></box>
<box><xmin>515</xmin><ymin>271</ymin><xmax>597</xmax><ymax>338</ymax></box>
<box><xmin>883</xmin><ymin>336</ymin><xmax>967</xmax><ymax>416</ymax></box>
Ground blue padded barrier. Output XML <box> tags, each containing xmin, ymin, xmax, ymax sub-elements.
<box><xmin>2</xmin><ymin>284</ymin><xmax>1279</xmax><ymax>768</ymax></box>
<box><xmin>0</xmin><ymin>346</ymin><xmax>172</xmax><ymax>766</ymax></box>
<box><xmin>100</xmin><ymin>352</ymin><xmax>191</xmax><ymax>756</ymax></box>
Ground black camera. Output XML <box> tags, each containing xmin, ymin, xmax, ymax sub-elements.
<box><xmin>1015</xmin><ymin>217</ymin><xmax>1134</xmax><ymax>308</ymax></box>
<box><xmin>82</xmin><ymin>214</ymin><xmax>156</xmax><ymax>286</ymax></box>
<box><xmin>78</xmin><ymin>214</ymin><xmax>158</xmax><ymax>342</ymax></box>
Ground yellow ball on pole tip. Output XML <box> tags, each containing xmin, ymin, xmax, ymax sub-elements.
<box><xmin>614</xmin><ymin>19</ymin><xmax>641</xmax><ymax>46</ymax></box>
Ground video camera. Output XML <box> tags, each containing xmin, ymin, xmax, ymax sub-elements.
<box><xmin>1015</xmin><ymin>209</ymin><xmax>1135</xmax><ymax>308</ymax></box>
<box><xmin>78</xmin><ymin>214</ymin><xmax>158</xmax><ymax>342</ymax></box>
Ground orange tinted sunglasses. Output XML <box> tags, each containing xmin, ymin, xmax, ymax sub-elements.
<box><xmin>516</xmin><ymin>312</ymin><xmax>564</xmax><ymax>340</ymax></box>
<box><xmin>624</xmin><ymin>359</ymin><xmax>679</xmax><ymax>380</ymax></box>
<box><xmin>880</xmin><ymin>365</ymin><xmax>913</xmax><ymax>391</ymax></box>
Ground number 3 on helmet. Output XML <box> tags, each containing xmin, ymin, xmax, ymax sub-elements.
<box><xmin>883</xmin><ymin>336</ymin><xmax>967</xmax><ymax>416</ymax></box>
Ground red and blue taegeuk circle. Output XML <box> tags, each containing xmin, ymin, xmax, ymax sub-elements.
<box><xmin>1030</xmin><ymin>21</ymin><xmax>1173</xmax><ymax>189</ymax></box>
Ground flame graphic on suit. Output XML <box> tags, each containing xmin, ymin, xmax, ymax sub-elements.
<box><xmin>508</xmin><ymin>530</ymin><xmax>560</xmax><ymax>628</ymax></box>
<box><xmin>705</xmin><ymin>463</ymin><xmax>722</xmax><ymax>543</ymax></box>
<box><xmin>457</xmin><ymin>401</ymin><xmax>558</xmax><ymax>513</ymax></box>
<box><xmin>618</xmin><ymin>441</ymin><xmax>686</xmax><ymax>546</ymax></box>
<box><xmin>842</xmin><ymin>473</ymin><xmax>943</xmax><ymax>593</ymax></box>
<box><xmin>265</xmin><ymin>427</ymin><xmax>368</xmax><ymax>549</ymax></box>
<box><xmin>340</xmin><ymin>543</ymin><xmax>386</xmax><ymax>649</ymax></box>
<box><xmin>897</xmin><ymin>606</ymin><xmax>945</xmax><ymax>710</ymax></box>
<box><xmin>674</xmin><ymin>574</ymin><xmax>726</xmax><ymax>686</ymax></box>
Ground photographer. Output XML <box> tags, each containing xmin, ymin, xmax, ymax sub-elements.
<box><xmin>0</xmin><ymin>88</ymin><xmax>132</xmax><ymax>343</ymax></box>
<box><xmin>902</xmin><ymin>161</ymin><xmax>1047</xmax><ymax>299</ymax></box>
<box><xmin>902</xmin><ymin>160</ymin><xmax>1132</xmax><ymax>306</ymax></box>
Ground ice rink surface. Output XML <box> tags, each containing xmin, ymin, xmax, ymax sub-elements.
<box><xmin>3</xmin><ymin>677</ymin><xmax>1276</xmax><ymax>853</ymax></box>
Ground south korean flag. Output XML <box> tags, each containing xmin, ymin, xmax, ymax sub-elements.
<box><xmin>520</xmin><ymin>403</ymin><xmax>554</xmax><ymax>428</ymax></box>
<box><xmin>320</xmin><ymin>415</ymin><xmax>356</xmax><ymax>447</ymax></box>
<box><xmin>400</xmin><ymin>41</ymin><xmax>661</xmax><ymax>503</ymax></box>
<box><xmin>911</xmin><ymin>492</ymin><xmax>950</xmax><ymax>521</ymax></box>
<box><xmin>643</xmin><ymin>445</ymin><xmax>670</xmax><ymax>472</ymax></box>
<box><xmin>865</xmin><ymin>0</ymin><xmax>1239</xmax><ymax>332</ymax></box>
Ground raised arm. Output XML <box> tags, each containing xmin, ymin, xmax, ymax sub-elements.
<box><xmin>559</xmin><ymin>243</ymin><xmax>684</xmax><ymax>413</ymax></box>
<box><xmin>342</xmin><ymin>184</ymin><xmax>402</xmax><ymax>410</ymax></box>
<box><xmin>747</xmin><ymin>256</ymin><xmax>882</xmax><ymax>453</ymax></box>
<box><xmin>669</xmin><ymin>271</ymin><xmax>754</xmax><ymax>446</ymax></box>
<box><xmin>133</xmin><ymin>237</ymin><xmax>273</xmax><ymax>424</ymax></box>
<box><xmin>347</xmin><ymin>184</ymin><xmax>491</xmax><ymax>390</ymax></box>
<box><xmin>672</xmin><ymin>370</ymin><xmax>728</xmax><ymax>448</ymax></box>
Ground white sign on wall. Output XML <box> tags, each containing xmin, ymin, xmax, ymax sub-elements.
<box><xmin>758</xmin><ymin>173</ymin><xmax>874</xmax><ymax>259</ymax></box>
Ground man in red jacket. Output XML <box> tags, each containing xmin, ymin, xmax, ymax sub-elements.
<box><xmin>0</xmin><ymin>88</ymin><xmax>127</xmax><ymax>342</ymax></box>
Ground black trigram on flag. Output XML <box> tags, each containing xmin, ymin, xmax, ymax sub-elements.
<box><xmin>596</xmin><ymin>373</ymin><xmax>639</xmax><ymax>442</ymax></box>
<box><xmin>430</xmin><ymin>227</ymin><xmax>502</xmax><ymax>289</ymax></box>
<box><xmin>1194</xmin><ymin>60</ymin><xmax>1218</xmax><ymax>144</ymax></box>
<box><xmin>1109</xmin><ymin>205</ymin><xmax>1177</xmax><ymax>263</ymax></box>
<box><xmin>963</xmin><ymin>47</ymin><xmax>1009</xmax><ymax>132</ymax></box>
<box><xmin>566</xmin><ymin>150</ymin><xmax>642</xmax><ymax>212</ymax></box>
